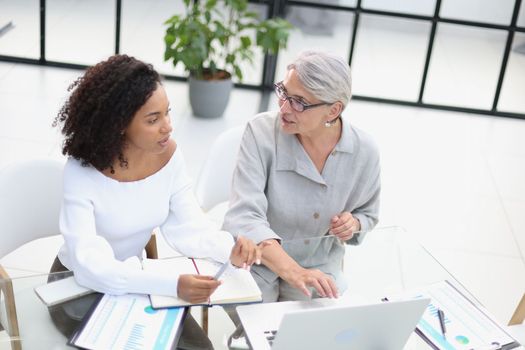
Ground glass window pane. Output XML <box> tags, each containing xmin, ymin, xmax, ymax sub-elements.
<box><xmin>46</xmin><ymin>0</ymin><xmax>115</xmax><ymax>65</ymax></box>
<box><xmin>122</xmin><ymin>1</ymin><xmax>266</xmax><ymax>85</ymax></box>
<box><xmin>340</xmin><ymin>0</ymin><xmax>358</xmax><ymax>6</ymax></box>
<box><xmin>424</xmin><ymin>24</ymin><xmax>507</xmax><ymax>109</ymax></box>
<box><xmin>497</xmin><ymin>33</ymin><xmax>525</xmax><ymax>114</ymax></box>
<box><xmin>275</xmin><ymin>6</ymin><xmax>354</xmax><ymax>82</ymax></box>
<box><xmin>440</xmin><ymin>0</ymin><xmax>515</xmax><ymax>25</ymax></box>
<box><xmin>121</xmin><ymin>1</ymin><xmax>183</xmax><ymax>76</ymax></box>
<box><xmin>518</xmin><ymin>1</ymin><xmax>525</xmax><ymax>28</ymax></box>
<box><xmin>362</xmin><ymin>0</ymin><xmax>436</xmax><ymax>16</ymax></box>
<box><xmin>0</xmin><ymin>0</ymin><xmax>39</xmax><ymax>58</ymax></box>
<box><xmin>226</xmin><ymin>3</ymin><xmax>267</xmax><ymax>85</ymax></box>
<box><xmin>351</xmin><ymin>15</ymin><xmax>431</xmax><ymax>101</ymax></box>
<box><xmin>296</xmin><ymin>0</ymin><xmax>357</xmax><ymax>8</ymax></box>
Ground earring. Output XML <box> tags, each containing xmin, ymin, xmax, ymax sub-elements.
<box><xmin>325</xmin><ymin>116</ymin><xmax>340</xmax><ymax>128</ymax></box>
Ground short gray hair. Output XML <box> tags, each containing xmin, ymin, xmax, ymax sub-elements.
<box><xmin>287</xmin><ymin>51</ymin><xmax>352</xmax><ymax>110</ymax></box>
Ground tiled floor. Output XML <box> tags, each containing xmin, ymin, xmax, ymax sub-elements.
<box><xmin>1</xmin><ymin>0</ymin><xmax>525</xmax><ymax>347</ymax></box>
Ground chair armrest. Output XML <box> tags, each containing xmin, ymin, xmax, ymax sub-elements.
<box><xmin>0</xmin><ymin>265</ymin><xmax>21</xmax><ymax>349</ymax></box>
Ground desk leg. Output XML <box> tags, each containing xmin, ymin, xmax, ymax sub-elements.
<box><xmin>0</xmin><ymin>266</ymin><xmax>21</xmax><ymax>350</ymax></box>
<box><xmin>509</xmin><ymin>293</ymin><xmax>525</xmax><ymax>326</ymax></box>
<box><xmin>202</xmin><ymin>306</ymin><xmax>209</xmax><ymax>335</ymax></box>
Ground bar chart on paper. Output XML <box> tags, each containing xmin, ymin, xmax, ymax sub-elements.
<box><xmin>71</xmin><ymin>293</ymin><xmax>185</xmax><ymax>350</ymax></box>
<box><xmin>397</xmin><ymin>281</ymin><xmax>519</xmax><ymax>350</ymax></box>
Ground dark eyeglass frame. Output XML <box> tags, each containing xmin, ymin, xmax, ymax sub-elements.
<box><xmin>273</xmin><ymin>82</ymin><xmax>331</xmax><ymax>112</ymax></box>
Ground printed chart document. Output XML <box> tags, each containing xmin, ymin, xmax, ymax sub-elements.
<box><xmin>142</xmin><ymin>257</ymin><xmax>262</xmax><ymax>308</ymax></box>
<box><xmin>391</xmin><ymin>280</ymin><xmax>520</xmax><ymax>350</ymax></box>
<box><xmin>69</xmin><ymin>293</ymin><xmax>185</xmax><ymax>350</ymax></box>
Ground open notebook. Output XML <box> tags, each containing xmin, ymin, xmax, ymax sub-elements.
<box><xmin>142</xmin><ymin>257</ymin><xmax>262</xmax><ymax>309</ymax></box>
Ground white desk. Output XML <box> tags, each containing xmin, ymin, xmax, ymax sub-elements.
<box><xmin>1</xmin><ymin>226</ymin><xmax>521</xmax><ymax>349</ymax></box>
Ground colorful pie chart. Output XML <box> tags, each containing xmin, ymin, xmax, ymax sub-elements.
<box><xmin>144</xmin><ymin>305</ymin><xmax>157</xmax><ymax>314</ymax></box>
<box><xmin>455</xmin><ymin>335</ymin><xmax>469</xmax><ymax>345</ymax></box>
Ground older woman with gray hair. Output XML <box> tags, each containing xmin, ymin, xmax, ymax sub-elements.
<box><xmin>223</xmin><ymin>51</ymin><xmax>380</xmax><ymax>303</ymax></box>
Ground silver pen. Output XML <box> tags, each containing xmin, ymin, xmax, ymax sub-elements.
<box><xmin>213</xmin><ymin>261</ymin><xmax>230</xmax><ymax>280</ymax></box>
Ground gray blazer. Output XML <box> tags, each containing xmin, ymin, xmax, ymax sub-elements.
<box><xmin>223</xmin><ymin>111</ymin><xmax>380</xmax><ymax>291</ymax></box>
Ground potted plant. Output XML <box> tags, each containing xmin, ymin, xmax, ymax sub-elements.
<box><xmin>164</xmin><ymin>0</ymin><xmax>292</xmax><ymax>118</ymax></box>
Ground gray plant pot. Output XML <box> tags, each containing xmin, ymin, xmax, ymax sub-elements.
<box><xmin>189</xmin><ymin>74</ymin><xmax>233</xmax><ymax>118</ymax></box>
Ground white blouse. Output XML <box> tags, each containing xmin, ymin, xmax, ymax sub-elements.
<box><xmin>58</xmin><ymin>148</ymin><xmax>234</xmax><ymax>297</ymax></box>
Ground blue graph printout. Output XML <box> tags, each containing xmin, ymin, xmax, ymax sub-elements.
<box><xmin>72</xmin><ymin>293</ymin><xmax>184</xmax><ymax>350</ymax></box>
<box><xmin>396</xmin><ymin>280</ymin><xmax>519</xmax><ymax>350</ymax></box>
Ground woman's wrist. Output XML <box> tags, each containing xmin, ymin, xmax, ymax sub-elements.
<box><xmin>260</xmin><ymin>240</ymin><xmax>302</xmax><ymax>280</ymax></box>
<box><xmin>280</xmin><ymin>264</ymin><xmax>304</xmax><ymax>283</ymax></box>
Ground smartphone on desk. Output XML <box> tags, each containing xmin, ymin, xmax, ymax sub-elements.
<box><xmin>34</xmin><ymin>276</ymin><xmax>94</xmax><ymax>306</ymax></box>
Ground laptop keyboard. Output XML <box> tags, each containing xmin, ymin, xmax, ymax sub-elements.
<box><xmin>264</xmin><ymin>330</ymin><xmax>278</xmax><ymax>347</ymax></box>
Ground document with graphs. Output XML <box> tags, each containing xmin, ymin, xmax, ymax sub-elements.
<box><xmin>391</xmin><ymin>280</ymin><xmax>520</xmax><ymax>350</ymax></box>
<box><xmin>69</xmin><ymin>293</ymin><xmax>185</xmax><ymax>350</ymax></box>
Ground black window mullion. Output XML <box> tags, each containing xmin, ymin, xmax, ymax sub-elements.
<box><xmin>418</xmin><ymin>0</ymin><xmax>441</xmax><ymax>103</ymax></box>
<box><xmin>348</xmin><ymin>0</ymin><xmax>361</xmax><ymax>68</ymax></box>
<box><xmin>115</xmin><ymin>0</ymin><xmax>122</xmax><ymax>54</ymax></box>
<box><xmin>492</xmin><ymin>0</ymin><xmax>522</xmax><ymax>112</ymax></box>
<box><xmin>261</xmin><ymin>0</ymin><xmax>281</xmax><ymax>89</ymax></box>
<box><xmin>40</xmin><ymin>0</ymin><xmax>46</xmax><ymax>63</ymax></box>
<box><xmin>2</xmin><ymin>0</ymin><xmax>525</xmax><ymax>120</ymax></box>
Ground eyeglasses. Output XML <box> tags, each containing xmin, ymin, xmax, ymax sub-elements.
<box><xmin>273</xmin><ymin>82</ymin><xmax>331</xmax><ymax>112</ymax></box>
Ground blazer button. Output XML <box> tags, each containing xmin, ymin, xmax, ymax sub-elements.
<box><xmin>313</xmin><ymin>212</ymin><xmax>320</xmax><ymax>219</ymax></box>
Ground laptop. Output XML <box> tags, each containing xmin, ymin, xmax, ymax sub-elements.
<box><xmin>237</xmin><ymin>297</ymin><xmax>430</xmax><ymax>350</ymax></box>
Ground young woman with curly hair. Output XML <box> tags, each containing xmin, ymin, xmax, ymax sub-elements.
<box><xmin>50</xmin><ymin>54</ymin><xmax>261</xmax><ymax>348</ymax></box>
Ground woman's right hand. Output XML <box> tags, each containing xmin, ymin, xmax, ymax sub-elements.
<box><xmin>285</xmin><ymin>267</ymin><xmax>339</xmax><ymax>299</ymax></box>
<box><xmin>229</xmin><ymin>235</ymin><xmax>264</xmax><ymax>268</ymax></box>
<box><xmin>177</xmin><ymin>274</ymin><xmax>221</xmax><ymax>303</ymax></box>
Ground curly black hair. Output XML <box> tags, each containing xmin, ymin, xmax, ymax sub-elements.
<box><xmin>53</xmin><ymin>54</ymin><xmax>161</xmax><ymax>172</ymax></box>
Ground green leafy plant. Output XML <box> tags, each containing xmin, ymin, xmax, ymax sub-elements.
<box><xmin>164</xmin><ymin>0</ymin><xmax>293</xmax><ymax>81</ymax></box>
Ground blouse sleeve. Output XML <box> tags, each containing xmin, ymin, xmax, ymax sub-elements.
<box><xmin>351</xmin><ymin>166</ymin><xmax>380</xmax><ymax>234</ymax></box>
<box><xmin>348</xmin><ymin>142</ymin><xmax>381</xmax><ymax>245</ymax></box>
<box><xmin>222</xmin><ymin>124</ymin><xmax>281</xmax><ymax>243</ymax></box>
<box><xmin>159</xmin><ymin>151</ymin><xmax>234</xmax><ymax>263</ymax></box>
<box><xmin>60</xmin><ymin>163</ymin><xmax>179</xmax><ymax>297</ymax></box>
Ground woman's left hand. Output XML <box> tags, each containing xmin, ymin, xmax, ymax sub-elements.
<box><xmin>329</xmin><ymin>212</ymin><xmax>360</xmax><ymax>241</ymax></box>
<box><xmin>229</xmin><ymin>236</ymin><xmax>263</xmax><ymax>268</ymax></box>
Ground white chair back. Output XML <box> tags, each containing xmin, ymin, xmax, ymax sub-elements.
<box><xmin>0</xmin><ymin>158</ymin><xmax>66</xmax><ymax>348</ymax></box>
<box><xmin>0</xmin><ymin>159</ymin><xmax>64</xmax><ymax>258</ymax></box>
<box><xmin>195</xmin><ymin>125</ymin><xmax>245</xmax><ymax>212</ymax></box>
